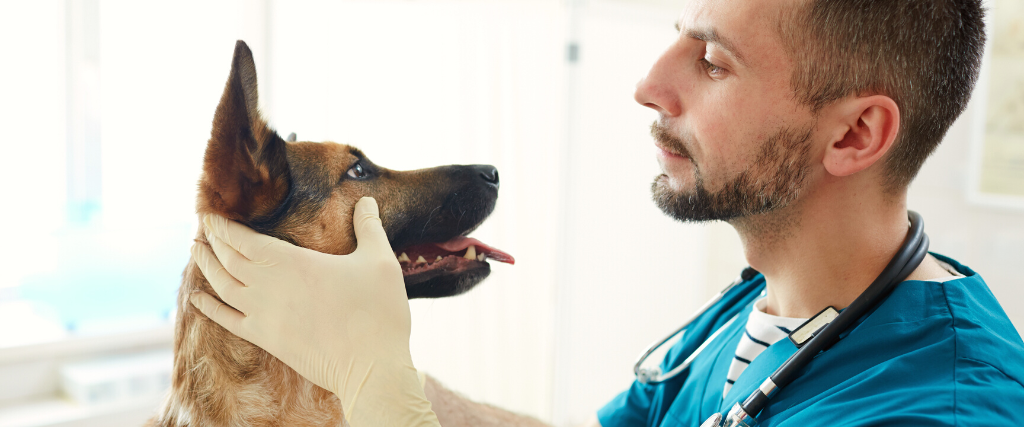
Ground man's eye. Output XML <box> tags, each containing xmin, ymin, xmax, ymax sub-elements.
<box><xmin>347</xmin><ymin>163</ymin><xmax>368</xmax><ymax>179</ymax></box>
<box><xmin>700</xmin><ymin>58</ymin><xmax>726</xmax><ymax>77</ymax></box>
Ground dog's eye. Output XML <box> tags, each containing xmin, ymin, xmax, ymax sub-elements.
<box><xmin>347</xmin><ymin>163</ymin><xmax>368</xmax><ymax>179</ymax></box>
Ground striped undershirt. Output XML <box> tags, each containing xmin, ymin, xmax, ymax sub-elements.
<box><xmin>722</xmin><ymin>298</ymin><xmax>806</xmax><ymax>398</ymax></box>
<box><xmin>723</xmin><ymin>260</ymin><xmax>967</xmax><ymax>397</ymax></box>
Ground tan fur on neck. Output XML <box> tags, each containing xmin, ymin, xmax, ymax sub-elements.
<box><xmin>147</xmin><ymin>227</ymin><xmax>348</xmax><ymax>427</ymax></box>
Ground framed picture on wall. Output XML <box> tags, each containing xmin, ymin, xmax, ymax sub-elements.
<box><xmin>968</xmin><ymin>0</ymin><xmax>1024</xmax><ymax>210</ymax></box>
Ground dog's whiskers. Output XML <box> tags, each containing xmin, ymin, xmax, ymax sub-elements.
<box><xmin>420</xmin><ymin>205</ymin><xmax>442</xmax><ymax>237</ymax></box>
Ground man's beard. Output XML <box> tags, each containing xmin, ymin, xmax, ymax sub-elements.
<box><xmin>651</xmin><ymin>121</ymin><xmax>815</xmax><ymax>223</ymax></box>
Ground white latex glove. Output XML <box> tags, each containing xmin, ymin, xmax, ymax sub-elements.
<box><xmin>189</xmin><ymin>197</ymin><xmax>440</xmax><ymax>427</ymax></box>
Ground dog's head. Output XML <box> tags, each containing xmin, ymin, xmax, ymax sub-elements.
<box><xmin>196</xmin><ymin>40</ymin><xmax>513</xmax><ymax>299</ymax></box>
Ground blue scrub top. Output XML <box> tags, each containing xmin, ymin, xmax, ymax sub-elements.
<box><xmin>598</xmin><ymin>253</ymin><xmax>1024</xmax><ymax>426</ymax></box>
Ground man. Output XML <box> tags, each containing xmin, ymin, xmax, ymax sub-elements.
<box><xmin>190</xmin><ymin>0</ymin><xmax>1024</xmax><ymax>425</ymax></box>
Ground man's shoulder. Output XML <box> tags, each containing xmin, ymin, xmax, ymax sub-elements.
<box><xmin>767</xmin><ymin>358</ymin><xmax>1024</xmax><ymax>426</ymax></box>
<box><xmin>765</xmin><ymin>306</ymin><xmax>1024</xmax><ymax>426</ymax></box>
<box><xmin>925</xmin><ymin>254</ymin><xmax>1024</xmax><ymax>373</ymax></box>
<box><xmin>932</xmin><ymin>255</ymin><xmax>1024</xmax><ymax>394</ymax></box>
<box><xmin>766</xmin><ymin>255</ymin><xmax>1024</xmax><ymax>425</ymax></box>
<box><xmin>854</xmin><ymin>253</ymin><xmax>1024</xmax><ymax>424</ymax></box>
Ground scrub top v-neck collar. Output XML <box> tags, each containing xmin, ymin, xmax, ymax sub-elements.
<box><xmin>691</xmin><ymin>298</ymin><xmax>801</xmax><ymax>424</ymax></box>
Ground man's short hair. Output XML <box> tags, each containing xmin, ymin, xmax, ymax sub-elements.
<box><xmin>779</xmin><ymin>0</ymin><xmax>986</xmax><ymax>192</ymax></box>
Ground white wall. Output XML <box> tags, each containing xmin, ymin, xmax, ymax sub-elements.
<box><xmin>267</xmin><ymin>1</ymin><xmax>570</xmax><ymax>421</ymax></box>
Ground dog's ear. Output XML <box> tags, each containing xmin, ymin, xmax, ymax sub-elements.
<box><xmin>198</xmin><ymin>40</ymin><xmax>289</xmax><ymax>221</ymax></box>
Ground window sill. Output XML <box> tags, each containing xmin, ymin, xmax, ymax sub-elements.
<box><xmin>0</xmin><ymin>324</ymin><xmax>173</xmax><ymax>365</ymax></box>
<box><xmin>0</xmin><ymin>394</ymin><xmax>163</xmax><ymax>427</ymax></box>
<box><xmin>0</xmin><ymin>325</ymin><xmax>174</xmax><ymax>427</ymax></box>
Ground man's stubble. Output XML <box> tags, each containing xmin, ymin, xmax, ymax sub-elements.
<box><xmin>650</xmin><ymin>121</ymin><xmax>816</xmax><ymax>231</ymax></box>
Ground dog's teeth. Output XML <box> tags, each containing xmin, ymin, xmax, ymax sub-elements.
<box><xmin>477</xmin><ymin>253</ymin><xmax>486</xmax><ymax>262</ymax></box>
<box><xmin>436</xmin><ymin>256</ymin><xmax>443</xmax><ymax>261</ymax></box>
<box><xmin>416</xmin><ymin>255</ymin><xmax>427</xmax><ymax>264</ymax></box>
<box><xmin>398</xmin><ymin>252</ymin><xmax>410</xmax><ymax>263</ymax></box>
<box><xmin>463</xmin><ymin>245</ymin><xmax>476</xmax><ymax>260</ymax></box>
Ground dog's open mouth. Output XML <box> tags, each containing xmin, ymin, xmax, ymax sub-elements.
<box><xmin>394</xmin><ymin>236</ymin><xmax>514</xmax><ymax>285</ymax></box>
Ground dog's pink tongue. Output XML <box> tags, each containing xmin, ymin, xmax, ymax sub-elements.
<box><xmin>436</xmin><ymin>237</ymin><xmax>515</xmax><ymax>265</ymax></box>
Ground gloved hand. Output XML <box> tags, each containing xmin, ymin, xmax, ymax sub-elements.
<box><xmin>189</xmin><ymin>197</ymin><xmax>440</xmax><ymax>427</ymax></box>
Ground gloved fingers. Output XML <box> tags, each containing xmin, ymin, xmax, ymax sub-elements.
<box><xmin>206</xmin><ymin>233</ymin><xmax>263</xmax><ymax>295</ymax></box>
<box><xmin>189</xmin><ymin>290</ymin><xmax>247</xmax><ymax>339</ymax></box>
<box><xmin>192</xmin><ymin>241</ymin><xmax>252</xmax><ymax>315</ymax></box>
<box><xmin>352</xmin><ymin>197</ymin><xmax>396</xmax><ymax>259</ymax></box>
<box><xmin>204</xmin><ymin>213</ymin><xmax>291</xmax><ymax>262</ymax></box>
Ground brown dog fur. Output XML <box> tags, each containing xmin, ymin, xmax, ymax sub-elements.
<box><xmin>148</xmin><ymin>41</ymin><xmax>501</xmax><ymax>426</ymax></box>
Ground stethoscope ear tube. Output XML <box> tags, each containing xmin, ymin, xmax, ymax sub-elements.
<box><xmin>634</xmin><ymin>268</ymin><xmax>756</xmax><ymax>384</ymax></box>
<box><xmin>739</xmin><ymin>211</ymin><xmax>929</xmax><ymax>420</ymax></box>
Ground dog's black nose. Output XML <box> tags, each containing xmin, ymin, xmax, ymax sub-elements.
<box><xmin>473</xmin><ymin>165</ymin><xmax>500</xmax><ymax>189</ymax></box>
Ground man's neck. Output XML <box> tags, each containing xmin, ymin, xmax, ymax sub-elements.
<box><xmin>728</xmin><ymin>183</ymin><xmax>938</xmax><ymax>319</ymax></box>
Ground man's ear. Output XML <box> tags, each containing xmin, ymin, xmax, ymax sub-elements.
<box><xmin>821</xmin><ymin>95</ymin><xmax>900</xmax><ymax>177</ymax></box>
<box><xmin>198</xmin><ymin>40</ymin><xmax>290</xmax><ymax>221</ymax></box>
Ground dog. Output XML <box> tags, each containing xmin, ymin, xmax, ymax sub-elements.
<box><xmin>147</xmin><ymin>40</ymin><xmax>513</xmax><ymax>427</ymax></box>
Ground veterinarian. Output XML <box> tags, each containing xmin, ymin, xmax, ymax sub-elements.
<box><xmin>188</xmin><ymin>0</ymin><xmax>1024</xmax><ymax>425</ymax></box>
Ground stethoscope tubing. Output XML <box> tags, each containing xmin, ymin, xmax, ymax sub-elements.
<box><xmin>633</xmin><ymin>273</ymin><xmax>749</xmax><ymax>385</ymax></box>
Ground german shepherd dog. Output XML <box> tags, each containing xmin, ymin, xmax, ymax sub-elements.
<box><xmin>147</xmin><ymin>40</ymin><xmax>513</xmax><ymax>426</ymax></box>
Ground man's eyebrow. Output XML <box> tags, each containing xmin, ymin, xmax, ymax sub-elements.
<box><xmin>676</xmin><ymin>23</ymin><xmax>748</xmax><ymax>67</ymax></box>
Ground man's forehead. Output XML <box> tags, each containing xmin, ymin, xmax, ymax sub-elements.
<box><xmin>676</xmin><ymin>0</ymin><xmax>795</xmax><ymax>67</ymax></box>
<box><xmin>678</xmin><ymin>0</ymin><xmax>797</xmax><ymax>24</ymax></box>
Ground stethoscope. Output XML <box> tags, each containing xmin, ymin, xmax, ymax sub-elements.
<box><xmin>633</xmin><ymin>211</ymin><xmax>929</xmax><ymax>427</ymax></box>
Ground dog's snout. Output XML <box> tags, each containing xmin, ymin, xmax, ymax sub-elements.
<box><xmin>473</xmin><ymin>165</ymin><xmax>500</xmax><ymax>189</ymax></box>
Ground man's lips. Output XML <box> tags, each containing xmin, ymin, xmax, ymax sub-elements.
<box><xmin>656</xmin><ymin>144</ymin><xmax>688</xmax><ymax>159</ymax></box>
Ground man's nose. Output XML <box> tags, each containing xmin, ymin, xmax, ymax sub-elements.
<box><xmin>634</xmin><ymin>46</ymin><xmax>683</xmax><ymax>117</ymax></box>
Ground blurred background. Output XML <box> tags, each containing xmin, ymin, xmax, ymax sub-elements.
<box><xmin>0</xmin><ymin>0</ymin><xmax>1020</xmax><ymax>426</ymax></box>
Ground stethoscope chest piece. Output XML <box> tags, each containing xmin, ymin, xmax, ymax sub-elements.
<box><xmin>700</xmin><ymin>413</ymin><xmax>722</xmax><ymax>427</ymax></box>
<box><xmin>702</xmin><ymin>403</ymin><xmax>757</xmax><ymax>427</ymax></box>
